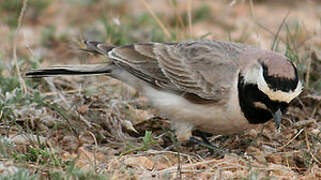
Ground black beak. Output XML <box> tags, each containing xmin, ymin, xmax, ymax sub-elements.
<box><xmin>273</xmin><ymin>108</ymin><xmax>282</xmax><ymax>130</ymax></box>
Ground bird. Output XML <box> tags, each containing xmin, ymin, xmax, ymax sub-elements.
<box><xmin>25</xmin><ymin>39</ymin><xmax>303</xmax><ymax>145</ymax></box>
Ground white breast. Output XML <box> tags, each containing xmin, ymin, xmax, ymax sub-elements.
<box><xmin>143</xmin><ymin>81</ymin><xmax>257</xmax><ymax>135</ymax></box>
<box><xmin>114</xmin><ymin>69</ymin><xmax>258</xmax><ymax>135</ymax></box>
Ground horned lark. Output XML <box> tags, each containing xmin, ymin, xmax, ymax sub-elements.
<box><xmin>26</xmin><ymin>40</ymin><xmax>303</xmax><ymax>143</ymax></box>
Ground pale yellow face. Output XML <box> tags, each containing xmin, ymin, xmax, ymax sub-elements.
<box><xmin>243</xmin><ymin>64</ymin><xmax>303</xmax><ymax>103</ymax></box>
<box><xmin>257</xmin><ymin>65</ymin><xmax>303</xmax><ymax>103</ymax></box>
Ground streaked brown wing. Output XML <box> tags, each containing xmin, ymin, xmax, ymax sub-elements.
<box><xmin>108</xmin><ymin>40</ymin><xmax>243</xmax><ymax>100</ymax></box>
<box><xmin>108</xmin><ymin>43</ymin><xmax>178</xmax><ymax>90</ymax></box>
<box><xmin>154</xmin><ymin>41</ymin><xmax>241</xmax><ymax>100</ymax></box>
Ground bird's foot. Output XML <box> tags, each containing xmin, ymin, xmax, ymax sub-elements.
<box><xmin>189</xmin><ymin>136</ymin><xmax>243</xmax><ymax>157</ymax></box>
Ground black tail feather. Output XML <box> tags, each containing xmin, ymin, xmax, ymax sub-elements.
<box><xmin>25</xmin><ymin>68</ymin><xmax>112</xmax><ymax>77</ymax></box>
<box><xmin>25</xmin><ymin>64</ymin><xmax>114</xmax><ymax>78</ymax></box>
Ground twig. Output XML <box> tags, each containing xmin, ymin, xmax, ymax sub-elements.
<box><xmin>157</xmin><ymin>159</ymin><xmax>219</xmax><ymax>174</ymax></box>
<box><xmin>187</xmin><ymin>0</ymin><xmax>192</xmax><ymax>37</ymax></box>
<box><xmin>278</xmin><ymin>128</ymin><xmax>304</xmax><ymax>151</ymax></box>
<box><xmin>271</xmin><ymin>11</ymin><xmax>290</xmax><ymax>51</ymax></box>
<box><xmin>169</xmin><ymin>0</ymin><xmax>185</xmax><ymax>33</ymax></box>
<box><xmin>176</xmin><ymin>151</ymin><xmax>182</xmax><ymax>180</ymax></box>
<box><xmin>248</xmin><ymin>0</ymin><xmax>255</xmax><ymax>17</ymax></box>
<box><xmin>140</xmin><ymin>0</ymin><xmax>171</xmax><ymax>40</ymax></box>
<box><xmin>134</xmin><ymin>150</ymin><xmax>192</xmax><ymax>158</ymax></box>
<box><xmin>87</xmin><ymin>131</ymin><xmax>98</xmax><ymax>172</ymax></box>
<box><xmin>305</xmin><ymin>52</ymin><xmax>312</xmax><ymax>87</ymax></box>
<box><xmin>157</xmin><ymin>159</ymin><xmax>293</xmax><ymax>175</ymax></box>
<box><xmin>305</xmin><ymin>129</ymin><xmax>321</xmax><ymax>165</ymax></box>
<box><xmin>305</xmin><ymin>129</ymin><xmax>311</xmax><ymax>151</ymax></box>
<box><xmin>13</xmin><ymin>0</ymin><xmax>28</xmax><ymax>94</ymax></box>
<box><xmin>293</xmin><ymin>119</ymin><xmax>317</xmax><ymax>128</ymax></box>
<box><xmin>43</xmin><ymin>89</ymin><xmax>80</xmax><ymax>96</ymax></box>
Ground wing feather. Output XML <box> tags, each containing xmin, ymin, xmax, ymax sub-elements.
<box><xmin>108</xmin><ymin>40</ymin><xmax>246</xmax><ymax>100</ymax></box>
<box><xmin>154</xmin><ymin>42</ymin><xmax>240</xmax><ymax>99</ymax></box>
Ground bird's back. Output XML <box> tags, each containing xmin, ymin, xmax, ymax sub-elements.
<box><xmin>108</xmin><ymin>40</ymin><xmax>250</xmax><ymax>103</ymax></box>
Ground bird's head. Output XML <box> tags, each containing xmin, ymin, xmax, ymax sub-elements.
<box><xmin>240</xmin><ymin>53</ymin><xmax>303</xmax><ymax>129</ymax></box>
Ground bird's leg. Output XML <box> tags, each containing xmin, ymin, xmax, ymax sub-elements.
<box><xmin>171</xmin><ymin>121</ymin><xmax>194</xmax><ymax>144</ymax></box>
<box><xmin>189</xmin><ymin>137</ymin><xmax>221</xmax><ymax>150</ymax></box>
<box><xmin>193</xmin><ymin>130</ymin><xmax>213</xmax><ymax>145</ymax></box>
<box><xmin>191</xmin><ymin>130</ymin><xmax>243</xmax><ymax>156</ymax></box>
<box><xmin>172</xmin><ymin>122</ymin><xmax>238</xmax><ymax>156</ymax></box>
<box><xmin>189</xmin><ymin>131</ymin><xmax>227</xmax><ymax>156</ymax></box>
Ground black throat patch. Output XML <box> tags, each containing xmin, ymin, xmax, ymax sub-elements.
<box><xmin>238</xmin><ymin>74</ymin><xmax>289</xmax><ymax>124</ymax></box>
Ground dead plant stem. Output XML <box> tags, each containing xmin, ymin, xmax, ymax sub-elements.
<box><xmin>13</xmin><ymin>0</ymin><xmax>28</xmax><ymax>94</ymax></box>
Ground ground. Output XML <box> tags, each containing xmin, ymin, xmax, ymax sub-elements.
<box><xmin>0</xmin><ymin>0</ymin><xmax>321</xmax><ymax>179</ymax></box>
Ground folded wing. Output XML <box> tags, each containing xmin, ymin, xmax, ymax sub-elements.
<box><xmin>108</xmin><ymin>40</ymin><xmax>245</xmax><ymax>101</ymax></box>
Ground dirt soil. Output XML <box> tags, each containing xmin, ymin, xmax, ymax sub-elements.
<box><xmin>0</xmin><ymin>0</ymin><xmax>321</xmax><ymax>179</ymax></box>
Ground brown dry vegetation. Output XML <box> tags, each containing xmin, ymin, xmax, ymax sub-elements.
<box><xmin>0</xmin><ymin>0</ymin><xmax>321</xmax><ymax>179</ymax></box>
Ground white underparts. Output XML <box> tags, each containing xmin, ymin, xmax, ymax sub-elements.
<box><xmin>142</xmin><ymin>85</ymin><xmax>252</xmax><ymax>135</ymax></box>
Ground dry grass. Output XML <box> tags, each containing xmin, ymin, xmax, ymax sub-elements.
<box><xmin>0</xmin><ymin>0</ymin><xmax>321</xmax><ymax>179</ymax></box>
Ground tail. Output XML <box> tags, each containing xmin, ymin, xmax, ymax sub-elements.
<box><xmin>25</xmin><ymin>64</ymin><xmax>114</xmax><ymax>77</ymax></box>
<box><xmin>26</xmin><ymin>40</ymin><xmax>116</xmax><ymax>78</ymax></box>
